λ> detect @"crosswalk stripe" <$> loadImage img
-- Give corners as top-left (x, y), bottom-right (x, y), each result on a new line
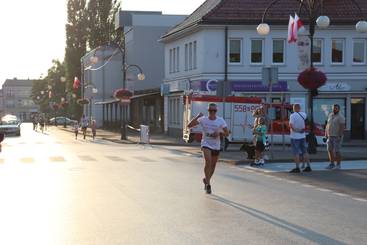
top-left (105, 156), bottom-right (126, 162)
top-left (134, 156), bottom-right (156, 162)
top-left (20, 157), bottom-right (35, 164)
top-left (78, 156), bottom-right (96, 162)
top-left (49, 156), bottom-right (66, 162)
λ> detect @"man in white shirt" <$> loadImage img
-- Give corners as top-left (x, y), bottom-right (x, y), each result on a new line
top-left (188, 103), bottom-right (229, 194)
top-left (289, 104), bottom-right (311, 173)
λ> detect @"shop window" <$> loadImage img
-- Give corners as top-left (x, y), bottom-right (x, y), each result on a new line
top-left (313, 98), bottom-right (346, 128)
top-left (229, 39), bottom-right (242, 64)
top-left (331, 39), bottom-right (344, 64)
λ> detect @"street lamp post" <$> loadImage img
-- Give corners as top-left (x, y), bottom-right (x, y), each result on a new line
top-left (257, 0), bottom-right (367, 153)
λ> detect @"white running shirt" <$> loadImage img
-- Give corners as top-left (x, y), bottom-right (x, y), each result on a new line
top-left (197, 116), bottom-right (227, 150)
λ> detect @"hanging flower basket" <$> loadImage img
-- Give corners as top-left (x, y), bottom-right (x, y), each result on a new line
top-left (77, 98), bottom-right (90, 105)
top-left (61, 102), bottom-right (69, 108)
top-left (114, 89), bottom-right (133, 100)
top-left (297, 67), bottom-right (327, 90)
top-left (52, 104), bottom-right (60, 110)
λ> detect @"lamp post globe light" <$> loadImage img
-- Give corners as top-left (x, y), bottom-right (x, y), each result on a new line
top-left (257, 0), bottom-right (366, 153)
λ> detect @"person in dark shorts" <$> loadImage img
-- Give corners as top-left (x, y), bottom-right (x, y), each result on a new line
top-left (188, 103), bottom-right (229, 194)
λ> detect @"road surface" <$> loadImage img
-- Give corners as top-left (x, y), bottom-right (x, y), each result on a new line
top-left (0, 123), bottom-right (366, 245)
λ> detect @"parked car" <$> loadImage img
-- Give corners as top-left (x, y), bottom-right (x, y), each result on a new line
top-left (0, 115), bottom-right (21, 136)
top-left (49, 117), bottom-right (77, 126)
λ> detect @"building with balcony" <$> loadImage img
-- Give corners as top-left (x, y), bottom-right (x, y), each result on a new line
top-left (161, 0), bottom-right (367, 141)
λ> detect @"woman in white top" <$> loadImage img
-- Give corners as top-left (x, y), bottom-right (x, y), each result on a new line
top-left (188, 103), bottom-right (229, 194)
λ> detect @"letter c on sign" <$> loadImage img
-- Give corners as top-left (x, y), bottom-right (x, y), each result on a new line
top-left (206, 79), bottom-right (219, 92)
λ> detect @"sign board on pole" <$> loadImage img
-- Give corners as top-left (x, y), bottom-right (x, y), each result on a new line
top-left (262, 67), bottom-right (278, 87)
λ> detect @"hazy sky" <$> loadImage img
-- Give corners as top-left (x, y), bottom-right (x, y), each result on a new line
top-left (0, 0), bottom-right (205, 86)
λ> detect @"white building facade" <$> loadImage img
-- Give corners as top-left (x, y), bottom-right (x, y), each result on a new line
top-left (1, 79), bottom-right (39, 121)
top-left (161, 0), bottom-right (367, 141)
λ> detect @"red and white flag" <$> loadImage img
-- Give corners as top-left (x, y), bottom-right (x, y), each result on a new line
top-left (288, 15), bottom-right (296, 43)
top-left (294, 13), bottom-right (305, 38)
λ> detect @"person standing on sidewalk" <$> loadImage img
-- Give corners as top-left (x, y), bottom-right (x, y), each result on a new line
top-left (91, 120), bottom-right (97, 140)
top-left (80, 115), bottom-right (89, 140)
top-left (252, 117), bottom-right (267, 166)
top-left (325, 104), bottom-right (345, 170)
top-left (289, 104), bottom-right (312, 173)
top-left (187, 103), bottom-right (229, 194)
top-left (73, 121), bottom-right (79, 140)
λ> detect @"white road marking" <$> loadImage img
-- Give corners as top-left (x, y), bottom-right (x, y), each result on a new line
top-left (316, 188), bottom-right (332, 192)
top-left (286, 180), bottom-right (298, 184)
top-left (353, 198), bottom-right (367, 202)
top-left (302, 184), bottom-right (314, 188)
top-left (333, 193), bottom-right (350, 197)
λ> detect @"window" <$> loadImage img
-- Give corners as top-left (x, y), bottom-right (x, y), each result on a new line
top-left (353, 39), bottom-right (366, 64)
top-left (331, 39), bottom-right (344, 64)
top-left (272, 39), bottom-right (285, 64)
top-left (193, 41), bottom-right (197, 69)
top-left (312, 39), bottom-right (323, 64)
top-left (173, 48), bottom-right (176, 73)
top-left (169, 97), bottom-right (181, 125)
top-left (176, 47), bottom-right (180, 72)
top-left (229, 39), bottom-right (242, 63)
top-left (185, 44), bottom-right (188, 71)
top-left (313, 98), bottom-right (346, 129)
top-left (169, 49), bottom-right (173, 73)
top-left (251, 39), bottom-right (263, 64)
top-left (189, 42), bottom-right (193, 70)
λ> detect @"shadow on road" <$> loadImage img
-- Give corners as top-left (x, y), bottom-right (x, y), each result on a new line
top-left (210, 195), bottom-right (347, 245)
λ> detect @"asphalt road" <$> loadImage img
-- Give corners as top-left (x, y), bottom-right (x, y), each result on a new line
top-left (0, 123), bottom-right (366, 245)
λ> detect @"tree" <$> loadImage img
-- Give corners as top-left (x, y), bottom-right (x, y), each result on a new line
top-left (31, 60), bottom-right (67, 116)
top-left (87, 0), bottom-right (121, 49)
top-left (64, 0), bottom-right (88, 119)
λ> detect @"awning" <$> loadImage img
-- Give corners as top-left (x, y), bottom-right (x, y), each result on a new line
top-left (94, 92), bottom-right (161, 105)
top-left (95, 99), bottom-right (119, 105)
top-left (131, 92), bottom-right (160, 100)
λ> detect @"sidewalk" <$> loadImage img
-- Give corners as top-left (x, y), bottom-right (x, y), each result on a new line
top-left (57, 126), bottom-right (367, 165)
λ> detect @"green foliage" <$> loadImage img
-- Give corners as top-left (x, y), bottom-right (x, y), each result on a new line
top-left (64, 0), bottom-right (88, 119)
top-left (87, 0), bottom-right (121, 49)
top-left (31, 60), bottom-right (67, 117)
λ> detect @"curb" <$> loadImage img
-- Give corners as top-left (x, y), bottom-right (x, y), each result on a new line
top-left (58, 127), bottom-right (188, 147)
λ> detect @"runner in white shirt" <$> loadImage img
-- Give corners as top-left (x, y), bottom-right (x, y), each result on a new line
top-left (188, 103), bottom-right (229, 194)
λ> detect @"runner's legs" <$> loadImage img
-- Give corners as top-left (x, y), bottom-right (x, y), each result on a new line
top-left (202, 148), bottom-right (212, 185)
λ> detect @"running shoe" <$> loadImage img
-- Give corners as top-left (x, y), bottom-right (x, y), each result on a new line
top-left (334, 165), bottom-right (341, 170)
top-left (325, 163), bottom-right (335, 170)
top-left (206, 185), bottom-right (212, 194)
top-left (289, 168), bottom-right (301, 173)
top-left (303, 166), bottom-right (312, 172)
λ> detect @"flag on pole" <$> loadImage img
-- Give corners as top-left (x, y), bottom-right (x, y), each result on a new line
top-left (294, 13), bottom-right (305, 36)
top-left (288, 15), bottom-right (296, 43)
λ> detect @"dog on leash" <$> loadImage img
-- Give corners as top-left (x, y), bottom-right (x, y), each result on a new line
top-left (240, 142), bottom-right (255, 159)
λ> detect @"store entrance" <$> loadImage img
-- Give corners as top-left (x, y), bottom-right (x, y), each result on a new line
top-left (351, 98), bottom-right (365, 139)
